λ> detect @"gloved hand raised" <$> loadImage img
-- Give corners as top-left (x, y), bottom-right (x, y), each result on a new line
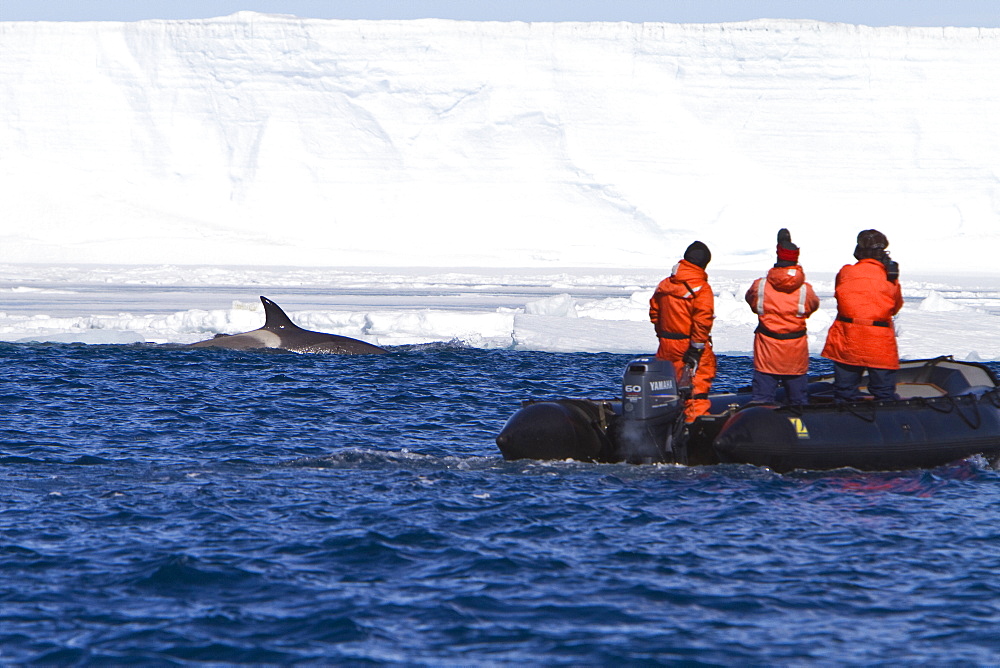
top-left (683, 343), bottom-right (703, 369)
top-left (884, 259), bottom-right (900, 283)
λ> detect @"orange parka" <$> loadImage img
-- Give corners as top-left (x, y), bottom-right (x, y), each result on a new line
top-left (649, 259), bottom-right (714, 361)
top-left (649, 259), bottom-right (716, 421)
top-left (745, 265), bottom-right (820, 376)
top-left (821, 258), bottom-right (904, 369)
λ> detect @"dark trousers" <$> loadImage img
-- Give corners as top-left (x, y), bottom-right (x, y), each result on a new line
top-left (833, 362), bottom-right (897, 402)
top-left (751, 370), bottom-right (809, 405)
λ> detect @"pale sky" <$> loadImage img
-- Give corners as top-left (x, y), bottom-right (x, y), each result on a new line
top-left (1, 0), bottom-right (998, 27)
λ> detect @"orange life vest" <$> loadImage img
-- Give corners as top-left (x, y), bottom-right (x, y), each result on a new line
top-left (745, 265), bottom-right (820, 376)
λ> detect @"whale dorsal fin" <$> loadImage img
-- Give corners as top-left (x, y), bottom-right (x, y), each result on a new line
top-left (260, 296), bottom-right (301, 332)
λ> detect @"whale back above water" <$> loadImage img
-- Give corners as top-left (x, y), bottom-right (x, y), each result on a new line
top-left (190, 296), bottom-right (387, 354)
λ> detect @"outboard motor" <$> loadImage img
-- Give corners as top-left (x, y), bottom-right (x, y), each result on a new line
top-left (613, 357), bottom-right (687, 463)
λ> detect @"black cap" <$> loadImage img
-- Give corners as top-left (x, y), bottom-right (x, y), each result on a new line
top-left (683, 241), bottom-right (711, 268)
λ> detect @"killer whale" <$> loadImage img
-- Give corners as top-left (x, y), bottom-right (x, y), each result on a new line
top-left (190, 296), bottom-right (387, 354)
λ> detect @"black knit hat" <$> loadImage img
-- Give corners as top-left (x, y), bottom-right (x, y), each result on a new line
top-left (776, 228), bottom-right (799, 263)
top-left (683, 241), bottom-right (711, 268)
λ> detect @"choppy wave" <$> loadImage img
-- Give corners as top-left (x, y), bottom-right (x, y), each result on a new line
top-left (2, 345), bottom-right (1000, 664)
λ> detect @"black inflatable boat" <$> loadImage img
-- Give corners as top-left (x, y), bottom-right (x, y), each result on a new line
top-left (495, 356), bottom-right (1000, 472)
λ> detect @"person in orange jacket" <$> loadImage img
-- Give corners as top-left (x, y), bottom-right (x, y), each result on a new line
top-left (649, 241), bottom-right (716, 422)
top-left (821, 229), bottom-right (904, 402)
top-left (745, 228), bottom-right (820, 404)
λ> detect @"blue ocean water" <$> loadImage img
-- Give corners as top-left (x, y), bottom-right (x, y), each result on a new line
top-left (2, 343), bottom-right (1000, 665)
